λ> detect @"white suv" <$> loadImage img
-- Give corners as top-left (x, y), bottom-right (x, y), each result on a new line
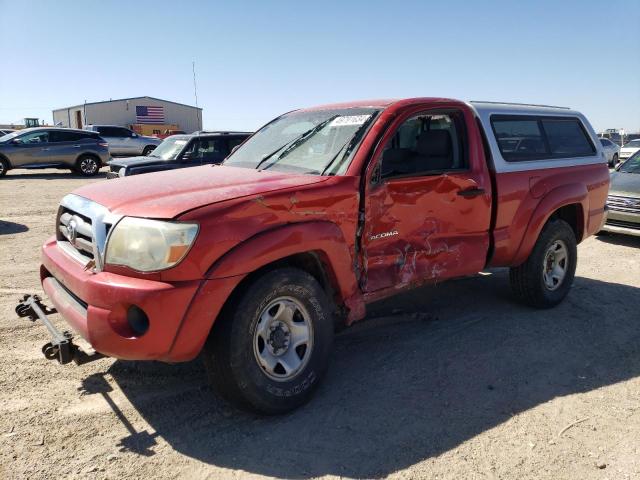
top-left (84, 125), bottom-right (161, 157)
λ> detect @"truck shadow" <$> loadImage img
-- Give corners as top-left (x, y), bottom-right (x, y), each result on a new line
top-left (97, 270), bottom-right (640, 478)
top-left (0, 220), bottom-right (29, 235)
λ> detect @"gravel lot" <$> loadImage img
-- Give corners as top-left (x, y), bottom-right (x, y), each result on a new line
top-left (1, 168), bottom-right (639, 480)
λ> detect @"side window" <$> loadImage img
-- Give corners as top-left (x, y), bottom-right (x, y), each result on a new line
top-left (492, 118), bottom-right (546, 161)
top-left (97, 127), bottom-right (117, 137)
top-left (194, 138), bottom-right (225, 161)
top-left (49, 131), bottom-right (84, 142)
top-left (115, 128), bottom-right (132, 137)
top-left (15, 131), bottom-right (49, 144)
top-left (380, 112), bottom-right (466, 178)
top-left (492, 116), bottom-right (596, 161)
top-left (541, 119), bottom-right (595, 156)
top-left (228, 136), bottom-right (246, 152)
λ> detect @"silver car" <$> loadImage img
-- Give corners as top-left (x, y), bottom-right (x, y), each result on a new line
top-left (83, 125), bottom-right (161, 157)
top-left (0, 127), bottom-right (109, 177)
top-left (599, 137), bottom-right (621, 168)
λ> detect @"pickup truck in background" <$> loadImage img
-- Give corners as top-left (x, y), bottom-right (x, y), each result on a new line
top-left (19, 98), bottom-right (609, 414)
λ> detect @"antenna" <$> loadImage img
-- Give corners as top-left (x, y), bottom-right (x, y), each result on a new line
top-left (192, 61), bottom-right (201, 133)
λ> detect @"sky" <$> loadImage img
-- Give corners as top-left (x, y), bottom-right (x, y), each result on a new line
top-left (1, 0), bottom-right (639, 133)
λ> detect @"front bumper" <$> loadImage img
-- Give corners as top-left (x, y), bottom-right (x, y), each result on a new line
top-left (601, 208), bottom-right (640, 237)
top-left (38, 236), bottom-right (240, 362)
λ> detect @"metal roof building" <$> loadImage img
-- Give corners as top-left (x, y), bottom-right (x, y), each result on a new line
top-left (52, 96), bottom-right (203, 133)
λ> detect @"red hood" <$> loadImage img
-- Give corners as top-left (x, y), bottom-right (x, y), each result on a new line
top-left (72, 165), bottom-right (330, 218)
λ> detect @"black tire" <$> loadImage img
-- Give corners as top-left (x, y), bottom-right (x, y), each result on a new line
top-left (203, 268), bottom-right (334, 414)
top-left (509, 219), bottom-right (577, 308)
top-left (75, 155), bottom-right (100, 177)
top-left (0, 158), bottom-right (8, 177)
top-left (142, 146), bottom-right (155, 156)
top-left (612, 154), bottom-right (618, 167)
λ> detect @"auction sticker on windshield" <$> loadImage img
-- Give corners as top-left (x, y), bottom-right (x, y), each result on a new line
top-left (330, 115), bottom-right (371, 127)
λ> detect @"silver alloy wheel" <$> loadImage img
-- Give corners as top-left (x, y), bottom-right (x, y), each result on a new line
top-left (542, 239), bottom-right (568, 291)
top-left (80, 158), bottom-right (98, 175)
top-left (253, 296), bottom-right (313, 382)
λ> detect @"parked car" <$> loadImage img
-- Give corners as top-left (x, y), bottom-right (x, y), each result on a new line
top-left (83, 125), bottom-right (161, 157)
top-left (0, 127), bottom-right (109, 177)
top-left (106, 131), bottom-right (251, 179)
top-left (620, 139), bottom-right (640, 161)
top-left (601, 151), bottom-right (640, 236)
top-left (599, 137), bottom-right (621, 167)
top-left (0, 128), bottom-right (17, 136)
top-left (18, 99), bottom-right (609, 414)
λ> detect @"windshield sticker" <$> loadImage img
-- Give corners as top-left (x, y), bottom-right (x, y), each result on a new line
top-left (329, 115), bottom-right (371, 127)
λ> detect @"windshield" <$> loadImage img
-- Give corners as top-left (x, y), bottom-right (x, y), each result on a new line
top-left (620, 152), bottom-right (640, 173)
top-left (225, 108), bottom-right (379, 175)
top-left (0, 130), bottom-right (23, 142)
top-left (148, 136), bottom-right (189, 160)
top-left (623, 139), bottom-right (640, 148)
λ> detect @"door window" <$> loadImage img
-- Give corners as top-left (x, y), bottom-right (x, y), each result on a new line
top-left (191, 137), bottom-right (225, 162)
top-left (379, 112), bottom-right (466, 178)
top-left (49, 131), bottom-right (85, 143)
top-left (15, 131), bottom-right (49, 144)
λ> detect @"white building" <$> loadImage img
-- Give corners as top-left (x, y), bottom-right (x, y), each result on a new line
top-left (52, 96), bottom-right (203, 133)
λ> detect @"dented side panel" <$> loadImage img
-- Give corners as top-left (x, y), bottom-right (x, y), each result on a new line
top-left (359, 101), bottom-right (493, 296)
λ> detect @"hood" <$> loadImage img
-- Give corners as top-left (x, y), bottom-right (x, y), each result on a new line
top-left (108, 156), bottom-right (168, 168)
top-left (73, 165), bottom-right (330, 218)
top-left (621, 146), bottom-right (640, 153)
top-left (610, 171), bottom-right (640, 198)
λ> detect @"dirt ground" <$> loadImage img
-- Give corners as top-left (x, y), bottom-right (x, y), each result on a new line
top-left (1, 168), bottom-right (639, 480)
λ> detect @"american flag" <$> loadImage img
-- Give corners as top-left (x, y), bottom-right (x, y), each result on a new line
top-left (136, 105), bottom-right (165, 124)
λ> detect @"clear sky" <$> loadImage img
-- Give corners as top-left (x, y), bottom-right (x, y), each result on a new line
top-left (1, 0), bottom-right (639, 133)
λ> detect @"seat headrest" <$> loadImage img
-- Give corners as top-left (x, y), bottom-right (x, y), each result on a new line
top-left (416, 130), bottom-right (452, 157)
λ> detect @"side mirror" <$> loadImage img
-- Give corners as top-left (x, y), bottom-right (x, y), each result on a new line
top-left (131, 133), bottom-right (138, 138)
top-left (10, 139), bottom-right (22, 145)
top-left (181, 151), bottom-right (193, 161)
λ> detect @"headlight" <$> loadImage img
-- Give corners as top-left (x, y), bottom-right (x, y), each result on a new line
top-left (118, 167), bottom-right (126, 177)
top-left (105, 217), bottom-right (198, 272)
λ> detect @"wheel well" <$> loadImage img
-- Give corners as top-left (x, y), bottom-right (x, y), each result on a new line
top-left (550, 204), bottom-right (583, 242)
top-left (75, 152), bottom-right (100, 164)
top-left (0, 153), bottom-right (11, 167)
top-left (218, 251), bottom-right (344, 327)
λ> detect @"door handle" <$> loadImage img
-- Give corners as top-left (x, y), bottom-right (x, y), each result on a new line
top-left (457, 187), bottom-right (485, 198)
top-left (72, 144), bottom-right (81, 148)
top-left (41, 148), bottom-right (50, 151)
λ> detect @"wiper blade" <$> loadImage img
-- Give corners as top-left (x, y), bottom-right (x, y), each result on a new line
top-left (255, 115), bottom-right (339, 171)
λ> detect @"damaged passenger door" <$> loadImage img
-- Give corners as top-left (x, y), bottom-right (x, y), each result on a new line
top-left (361, 107), bottom-right (492, 293)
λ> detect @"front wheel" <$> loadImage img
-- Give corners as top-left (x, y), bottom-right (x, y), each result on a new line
top-left (612, 154), bottom-right (619, 168)
top-left (203, 268), bottom-right (334, 414)
top-left (0, 158), bottom-right (8, 177)
top-left (75, 155), bottom-right (100, 176)
top-left (509, 219), bottom-right (577, 308)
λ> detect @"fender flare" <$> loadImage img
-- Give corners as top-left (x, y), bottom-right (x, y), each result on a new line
top-left (206, 221), bottom-right (365, 320)
top-left (513, 183), bottom-right (588, 265)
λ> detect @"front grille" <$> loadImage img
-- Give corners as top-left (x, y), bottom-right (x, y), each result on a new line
top-left (606, 219), bottom-right (640, 230)
top-left (606, 195), bottom-right (640, 214)
top-left (58, 208), bottom-right (95, 260)
top-left (55, 194), bottom-right (120, 271)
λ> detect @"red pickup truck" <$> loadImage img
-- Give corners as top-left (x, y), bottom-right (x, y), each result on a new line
top-left (18, 98), bottom-right (609, 414)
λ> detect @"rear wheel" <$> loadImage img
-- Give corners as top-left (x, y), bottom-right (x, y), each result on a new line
top-left (0, 158), bottom-right (8, 177)
top-left (142, 146), bottom-right (155, 156)
top-left (510, 219), bottom-right (577, 308)
top-left (612, 154), bottom-right (619, 167)
top-left (75, 155), bottom-right (100, 176)
top-left (203, 268), bottom-right (334, 414)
